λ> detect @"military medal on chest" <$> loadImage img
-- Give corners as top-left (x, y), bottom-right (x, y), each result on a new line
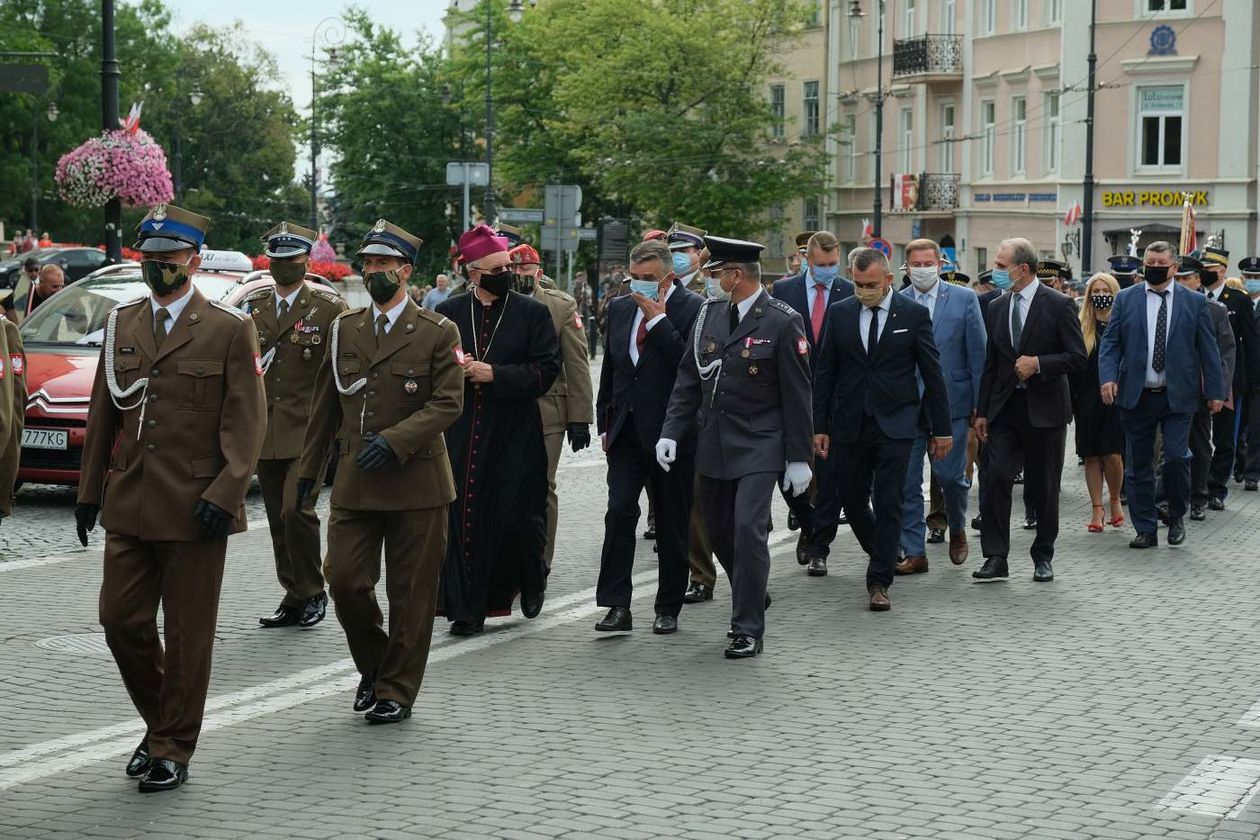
top-left (404, 379), bottom-right (418, 394)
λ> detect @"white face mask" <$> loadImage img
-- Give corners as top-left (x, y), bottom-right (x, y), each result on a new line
top-left (908, 265), bottom-right (939, 292)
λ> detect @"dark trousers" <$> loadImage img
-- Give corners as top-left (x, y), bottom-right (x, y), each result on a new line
top-left (1189, 409), bottom-right (1214, 505)
top-left (1209, 405), bottom-right (1237, 500)
top-left (1245, 391), bottom-right (1260, 480)
top-left (596, 417), bottom-right (693, 618)
top-left (256, 457), bottom-right (324, 607)
top-left (99, 533), bottom-right (227, 765)
top-left (979, 392), bottom-right (1066, 564)
top-left (1121, 390), bottom-right (1193, 535)
top-left (831, 414), bottom-right (913, 588)
top-left (700, 471), bottom-right (776, 639)
top-left (782, 448), bottom-right (844, 559)
top-left (688, 472), bottom-right (716, 588)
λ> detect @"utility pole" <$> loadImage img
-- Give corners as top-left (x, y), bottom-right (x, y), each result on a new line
top-left (101, 0), bottom-right (122, 262)
top-left (1081, 0), bottom-right (1098, 273)
top-left (873, 0), bottom-right (884, 237)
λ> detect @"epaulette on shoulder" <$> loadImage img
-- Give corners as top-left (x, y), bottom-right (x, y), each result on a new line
top-left (208, 300), bottom-right (247, 321)
top-left (336, 306), bottom-right (366, 322)
top-left (113, 296), bottom-right (147, 313)
top-left (767, 298), bottom-right (797, 316)
top-left (539, 286), bottom-right (576, 303)
top-left (415, 307), bottom-right (451, 328)
top-left (310, 287), bottom-right (342, 304)
top-left (242, 286), bottom-right (274, 304)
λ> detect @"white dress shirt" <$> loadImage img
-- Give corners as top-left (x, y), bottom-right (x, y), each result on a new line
top-left (914, 281), bottom-right (939, 322)
top-left (372, 295), bottom-right (409, 335)
top-left (276, 286), bottom-right (301, 320)
top-left (628, 283), bottom-right (676, 365)
top-left (150, 285), bottom-right (195, 336)
top-left (731, 290), bottom-right (759, 324)
top-left (859, 289), bottom-right (893, 352)
top-left (1144, 280), bottom-right (1175, 388)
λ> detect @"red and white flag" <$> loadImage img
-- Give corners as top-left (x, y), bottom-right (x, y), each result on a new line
top-left (860, 218), bottom-right (873, 243)
top-left (1063, 200), bottom-right (1082, 228)
top-left (122, 101), bottom-right (144, 135)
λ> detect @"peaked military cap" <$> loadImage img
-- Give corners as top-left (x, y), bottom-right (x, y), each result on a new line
top-left (134, 203), bottom-right (210, 253)
top-left (1107, 255), bottom-right (1141, 275)
top-left (701, 236), bottom-right (764, 269)
top-left (356, 219), bottom-right (422, 263)
top-left (941, 269), bottom-right (970, 286)
top-left (1176, 254), bottom-right (1204, 275)
top-left (1238, 256), bottom-right (1260, 275)
top-left (261, 220), bottom-right (317, 258)
top-left (977, 269), bottom-right (994, 284)
top-left (794, 231), bottom-right (816, 254)
top-left (666, 222), bottom-right (707, 252)
top-left (1202, 246), bottom-right (1230, 267)
top-left (496, 223), bottom-right (525, 248)
top-left (1036, 258), bottom-right (1068, 281)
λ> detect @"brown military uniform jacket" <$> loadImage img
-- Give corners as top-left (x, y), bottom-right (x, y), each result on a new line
top-left (534, 287), bottom-right (594, 433)
top-left (77, 288), bottom-right (267, 541)
top-left (0, 319), bottom-right (25, 516)
top-left (298, 298), bottom-right (464, 511)
top-left (244, 284), bottom-right (348, 460)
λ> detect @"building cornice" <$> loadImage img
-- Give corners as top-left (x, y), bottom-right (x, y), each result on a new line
top-left (1120, 55), bottom-right (1199, 75)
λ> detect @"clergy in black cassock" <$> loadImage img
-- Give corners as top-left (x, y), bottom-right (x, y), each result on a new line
top-left (436, 224), bottom-right (561, 636)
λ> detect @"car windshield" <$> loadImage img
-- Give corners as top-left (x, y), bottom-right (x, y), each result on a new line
top-left (19, 274), bottom-right (240, 346)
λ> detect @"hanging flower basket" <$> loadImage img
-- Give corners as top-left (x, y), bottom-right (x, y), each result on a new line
top-left (55, 128), bottom-right (174, 209)
top-left (311, 231), bottom-right (338, 263)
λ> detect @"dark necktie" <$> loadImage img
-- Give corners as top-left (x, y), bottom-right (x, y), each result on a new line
top-left (154, 307), bottom-right (169, 349)
top-left (728, 303), bottom-right (739, 335)
top-left (278, 298), bottom-right (290, 321)
top-left (635, 315), bottom-right (648, 355)
top-left (1151, 289), bottom-right (1168, 373)
top-left (1011, 293), bottom-right (1023, 350)
top-left (866, 306), bottom-right (879, 356)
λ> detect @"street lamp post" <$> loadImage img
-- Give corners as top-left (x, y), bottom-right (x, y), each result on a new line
top-left (310, 17), bottom-right (344, 232)
top-left (848, 0), bottom-right (885, 239)
top-left (1081, 0), bottom-right (1098, 273)
top-left (101, 0), bottom-right (122, 262)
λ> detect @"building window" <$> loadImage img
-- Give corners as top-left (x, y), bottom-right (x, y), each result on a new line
top-left (1045, 92), bottom-right (1060, 172)
top-left (899, 108), bottom-right (914, 172)
top-left (902, 0), bottom-right (916, 36)
top-left (803, 197), bottom-right (820, 231)
top-left (1011, 96), bottom-right (1026, 175)
top-left (803, 81), bottom-right (820, 137)
top-left (1013, 0), bottom-right (1028, 28)
top-left (841, 113), bottom-right (857, 182)
top-left (1146, 0), bottom-right (1188, 11)
top-left (940, 101), bottom-right (955, 173)
top-left (982, 0), bottom-right (997, 34)
top-left (1137, 85), bottom-right (1184, 170)
top-left (976, 247), bottom-right (988, 273)
top-left (848, 17), bottom-right (860, 58)
top-left (1047, 0), bottom-right (1063, 23)
top-left (942, 0), bottom-right (956, 34)
top-left (770, 84), bottom-right (785, 140)
top-left (981, 100), bottom-right (995, 176)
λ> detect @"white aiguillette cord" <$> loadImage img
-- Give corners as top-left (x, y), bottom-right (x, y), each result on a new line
top-left (691, 300), bottom-right (723, 407)
top-left (102, 307), bottom-right (149, 440)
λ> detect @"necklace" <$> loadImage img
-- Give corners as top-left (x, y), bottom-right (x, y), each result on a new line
top-left (470, 288), bottom-right (509, 360)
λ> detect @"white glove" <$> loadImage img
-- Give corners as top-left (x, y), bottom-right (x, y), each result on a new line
top-left (782, 461), bottom-right (812, 497)
top-left (655, 438), bottom-right (677, 472)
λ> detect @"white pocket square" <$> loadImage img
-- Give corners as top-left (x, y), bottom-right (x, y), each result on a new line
top-left (893, 328), bottom-right (909, 334)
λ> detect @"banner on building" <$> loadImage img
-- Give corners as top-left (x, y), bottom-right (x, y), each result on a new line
top-left (891, 174), bottom-right (919, 212)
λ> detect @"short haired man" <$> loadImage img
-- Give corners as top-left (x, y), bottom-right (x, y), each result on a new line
top-left (1236, 256), bottom-right (1260, 490)
top-left (26, 262), bottom-right (64, 317)
top-left (423, 273), bottom-right (451, 309)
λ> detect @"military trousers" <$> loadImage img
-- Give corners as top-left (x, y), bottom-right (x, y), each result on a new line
top-left (543, 429), bottom-right (565, 571)
top-left (699, 471), bottom-right (776, 639)
top-left (99, 532), bottom-right (227, 765)
top-left (687, 471), bottom-right (716, 588)
top-left (256, 457), bottom-right (324, 606)
top-left (324, 505), bottom-right (446, 706)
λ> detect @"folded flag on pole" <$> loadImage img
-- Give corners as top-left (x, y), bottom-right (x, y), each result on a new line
top-left (122, 101), bottom-right (143, 135)
top-left (1063, 200), bottom-right (1082, 228)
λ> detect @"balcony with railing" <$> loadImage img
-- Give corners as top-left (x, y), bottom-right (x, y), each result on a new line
top-left (892, 34), bottom-right (964, 83)
top-left (917, 174), bottom-right (961, 211)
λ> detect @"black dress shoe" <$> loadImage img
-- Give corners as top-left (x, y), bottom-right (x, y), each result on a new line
top-left (258, 603), bottom-right (301, 628)
top-left (353, 671), bottom-right (377, 712)
top-left (1168, 517), bottom-right (1186, 545)
top-left (1032, 560), bottom-right (1054, 582)
top-left (138, 759), bottom-right (188, 793)
top-left (787, 511), bottom-right (799, 531)
top-left (365, 699), bottom-right (412, 724)
top-left (683, 583), bottom-right (713, 603)
top-left (1129, 532), bottom-right (1158, 549)
top-left (449, 619), bottom-right (485, 636)
top-left (520, 589), bottom-right (545, 619)
top-left (298, 592), bottom-right (328, 628)
top-left (1209, 496), bottom-right (1226, 511)
top-left (652, 614), bottom-right (678, 635)
top-left (595, 606), bottom-right (632, 632)
top-left (806, 556), bottom-right (828, 577)
top-left (971, 515), bottom-right (983, 531)
top-left (642, 525), bottom-right (656, 540)
top-left (926, 527), bottom-right (946, 544)
top-left (1023, 516), bottom-right (1038, 530)
top-left (972, 556), bottom-right (1009, 580)
top-left (795, 532), bottom-right (809, 565)
top-left (1247, 479), bottom-right (1259, 492)
top-left (125, 737), bottom-right (151, 778)
top-left (724, 635), bottom-right (762, 659)
top-left (1189, 504), bottom-right (1206, 521)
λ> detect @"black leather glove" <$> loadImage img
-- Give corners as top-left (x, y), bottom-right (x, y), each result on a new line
top-left (355, 433), bottom-right (396, 471)
top-left (194, 499), bottom-right (233, 541)
top-left (294, 478), bottom-right (315, 512)
top-left (567, 423), bottom-right (591, 452)
top-left (75, 503), bottom-right (100, 547)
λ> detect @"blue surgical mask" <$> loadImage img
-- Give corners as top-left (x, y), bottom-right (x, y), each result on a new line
top-left (991, 269), bottom-right (1013, 291)
top-left (808, 264), bottom-right (839, 288)
top-left (672, 252), bottom-right (692, 276)
top-left (630, 278), bottom-right (659, 300)
top-left (705, 276), bottom-right (730, 302)
top-left (1246, 279), bottom-right (1260, 295)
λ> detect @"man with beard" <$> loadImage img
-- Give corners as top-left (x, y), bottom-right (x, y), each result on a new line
top-left (436, 225), bottom-right (561, 636)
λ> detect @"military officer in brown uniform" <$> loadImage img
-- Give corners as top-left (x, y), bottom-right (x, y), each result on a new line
top-left (75, 204), bottom-right (266, 792)
top-left (0, 316), bottom-right (25, 522)
top-left (245, 221), bottom-right (348, 629)
top-left (298, 219), bottom-right (463, 724)
top-left (508, 242), bottom-right (594, 570)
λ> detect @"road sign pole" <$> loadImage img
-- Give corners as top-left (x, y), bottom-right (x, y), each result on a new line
top-left (462, 163), bottom-right (471, 232)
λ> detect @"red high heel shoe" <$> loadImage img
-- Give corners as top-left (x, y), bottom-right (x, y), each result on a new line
top-left (1088, 504), bottom-right (1105, 533)
top-left (1109, 500), bottom-right (1125, 528)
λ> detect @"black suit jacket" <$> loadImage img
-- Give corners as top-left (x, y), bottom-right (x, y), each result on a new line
top-left (771, 273), bottom-right (855, 369)
top-left (1211, 284), bottom-right (1260, 395)
top-left (978, 283), bottom-right (1087, 429)
top-left (813, 292), bottom-right (952, 444)
top-left (596, 283), bottom-right (703, 452)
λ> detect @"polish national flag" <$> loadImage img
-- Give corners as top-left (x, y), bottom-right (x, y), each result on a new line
top-left (1063, 200), bottom-right (1082, 228)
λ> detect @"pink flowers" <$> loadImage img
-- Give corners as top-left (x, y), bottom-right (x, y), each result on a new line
top-left (55, 129), bottom-right (174, 209)
top-left (250, 254), bottom-right (352, 282)
top-left (311, 232), bottom-right (337, 263)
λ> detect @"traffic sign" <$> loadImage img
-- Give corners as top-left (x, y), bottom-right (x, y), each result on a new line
top-left (498, 208), bottom-right (545, 224)
top-left (445, 162), bottom-right (488, 186)
top-left (869, 237), bottom-right (892, 258)
top-left (577, 228), bottom-right (597, 241)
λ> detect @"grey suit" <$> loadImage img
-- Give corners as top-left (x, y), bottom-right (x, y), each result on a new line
top-left (662, 291), bottom-right (812, 639)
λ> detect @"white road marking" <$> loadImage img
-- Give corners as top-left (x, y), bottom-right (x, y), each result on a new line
top-left (1156, 755), bottom-right (1260, 820)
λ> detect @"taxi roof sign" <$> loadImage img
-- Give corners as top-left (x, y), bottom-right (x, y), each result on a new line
top-left (197, 249), bottom-right (254, 273)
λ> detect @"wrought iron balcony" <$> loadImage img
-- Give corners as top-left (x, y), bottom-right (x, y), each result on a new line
top-left (917, 173), bottom-right (960, 211)
top-left (892, 34), bottom-right (964, 81)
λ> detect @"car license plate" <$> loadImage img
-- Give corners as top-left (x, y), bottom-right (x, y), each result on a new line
top-left (22, 428), bottom-right (68, 450)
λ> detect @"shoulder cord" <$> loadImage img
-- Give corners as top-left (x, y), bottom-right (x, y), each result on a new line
top-left (258, 346), bottom-right (277, 375)
top-left (102, 307), bottom-right (149, 440)
top-left (692, 300), bottom-right (723, 406)
top-left (330, 316), bottom-right (367, 396)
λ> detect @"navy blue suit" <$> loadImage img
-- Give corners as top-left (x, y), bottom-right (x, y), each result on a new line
top-left (1099, 281), bottom-right (1224, 535)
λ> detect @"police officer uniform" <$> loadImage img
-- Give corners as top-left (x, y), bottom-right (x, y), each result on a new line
top-left (668, 223), bottom-right (708, 295)
top-left (1107, 255), bottom-right (1141, 290)
top-left (246, 222), bottom-right (348, 628)
top-left (661, 236), bottom-right (813, 658)
top-left (76, 204), bottom-right (267, 791)
top-left (298, 220), bottom-right (464, 723)
top-left (0, 317), bottom-right (25, 520)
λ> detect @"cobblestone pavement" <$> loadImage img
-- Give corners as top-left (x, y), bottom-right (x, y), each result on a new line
top-left (4, 364), bottom-right (1260, 839)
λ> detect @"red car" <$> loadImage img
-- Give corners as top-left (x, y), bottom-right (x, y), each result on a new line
top-left (18, 251), bottom-right (341, 486)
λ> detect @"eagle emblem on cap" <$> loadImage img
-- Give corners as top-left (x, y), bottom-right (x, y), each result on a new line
top-left (373, 219), bottom-right (387, 233)
top-left (153, 204), bottom-right (167, 221)
top-left (278, 221), bottom-right (289, 235)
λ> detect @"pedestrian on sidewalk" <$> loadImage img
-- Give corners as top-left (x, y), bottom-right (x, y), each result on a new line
top-left (1071, 273), bottom-right (1127, 533)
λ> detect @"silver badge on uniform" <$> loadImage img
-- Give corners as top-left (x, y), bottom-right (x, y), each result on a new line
top-left (404, 379), bottom-right (418, 394)
top-left (302, 348), bottom-right (312, 361)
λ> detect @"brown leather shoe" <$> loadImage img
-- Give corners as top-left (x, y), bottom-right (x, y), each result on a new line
top-left (894, 554), bottom-right (928, 575)
top-left (949, 530), bottom-right (969, 565)
top-left (868, 586), bottom-right (891, 611)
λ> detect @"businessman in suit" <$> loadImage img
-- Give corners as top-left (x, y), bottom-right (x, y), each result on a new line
top-left (1099, 241), bottom-right (1225, 548)
top-left (771, 230), bottom-right (854, 577)
top-left (814, 247), bottom-right (952, 611)
top-left (972, 238), bottom-right (1087, 583)
top-left (594, 239), bottom-right (704, 635)
top-left (895, 240), bottom-right (987, 575)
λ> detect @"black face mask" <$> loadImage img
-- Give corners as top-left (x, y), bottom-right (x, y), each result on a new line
top-left (512, 272), bottom-right (536, 295)
top-left (1143, 265), bottom-right (1170, 285)
top-left (478, 268), bottom-right (514, 297)
top-left (141, 258), bottom-right (192, 296)
top-left (364, 269), bottom-right (402, 305)
top-left (1090, 294), bottom-right (1114, 310)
